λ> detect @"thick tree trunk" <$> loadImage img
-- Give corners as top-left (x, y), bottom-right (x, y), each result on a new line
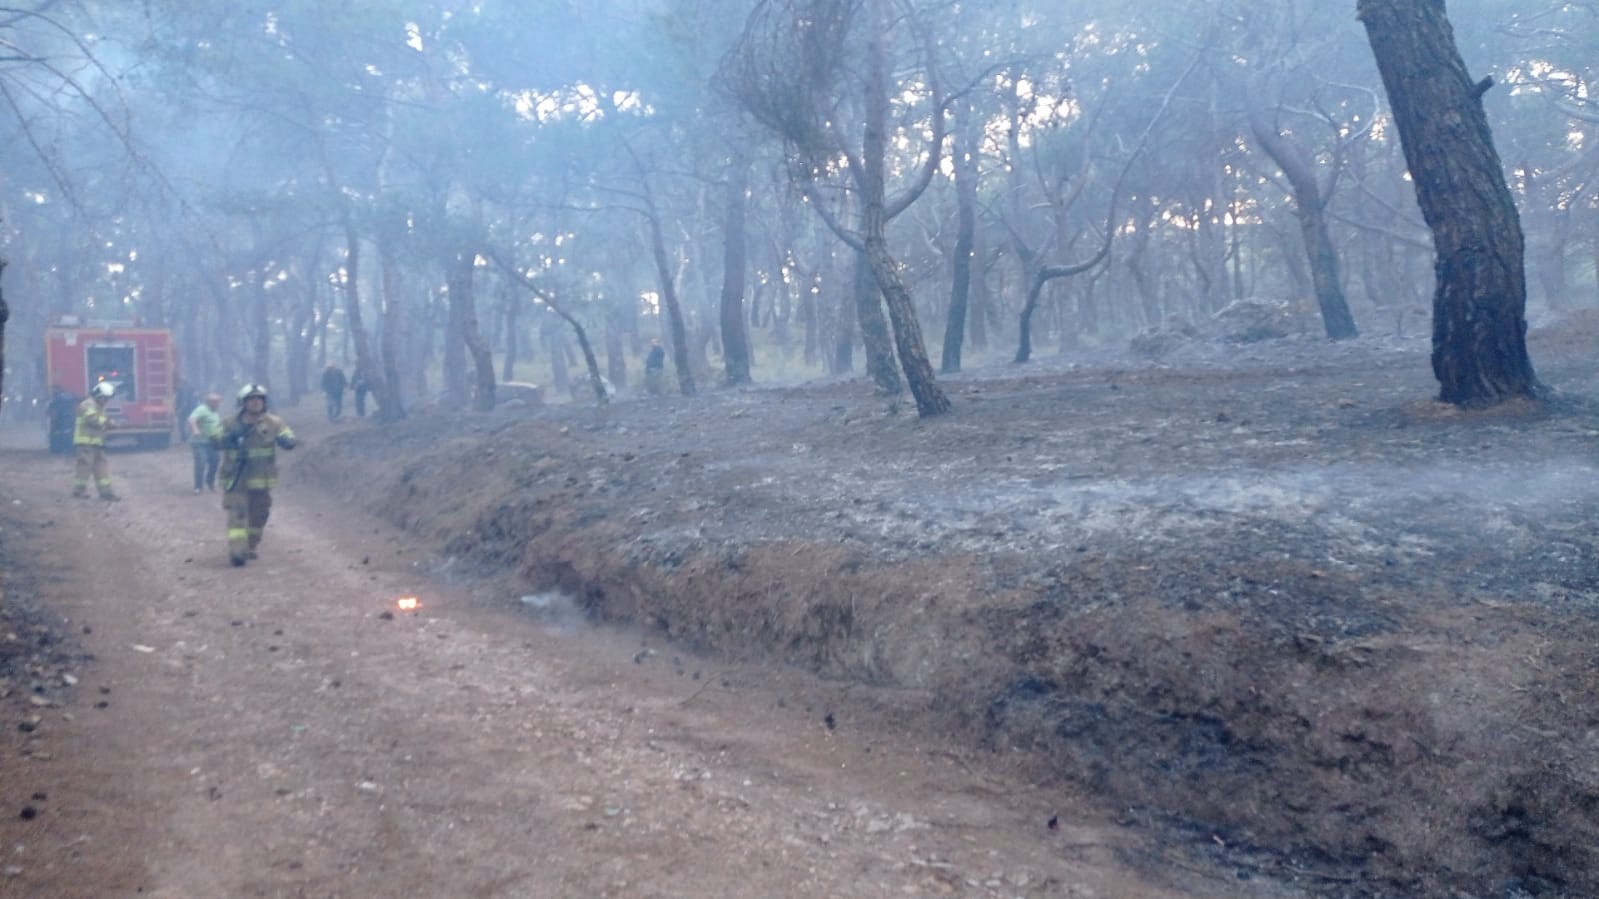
top-left (853, 248), bottom-right (902, 394)
top-left (719, 153), bottom-right (753, 386)
top-left (1359, 0), bottom-right (1538, 405)
top-left (447, 250), bottom-right (496, 413)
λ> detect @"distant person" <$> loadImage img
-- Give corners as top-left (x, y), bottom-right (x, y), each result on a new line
top-left (351, 370), bottom-right (370, 417)
top-left (320, 363), bottom-right (347, 421)
top-left (643, 338), bottom-right (666, 396)
top-left (71, 381), bottom-right (118, 501)
top-left (187, 392), bottom-right (223, 493)
top-left (216, 384), bottom-right (297, 567)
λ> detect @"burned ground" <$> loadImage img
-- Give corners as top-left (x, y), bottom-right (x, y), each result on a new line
top-left (294, 321), bottom-right (1599, 898)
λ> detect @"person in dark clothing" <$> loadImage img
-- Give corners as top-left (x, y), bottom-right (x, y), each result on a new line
top-left (320, 363), bottom-right (347, 421)
top-left (351, 371), bottom-right (370, 417)
top-left (643, 338), bottom-right (666, 396)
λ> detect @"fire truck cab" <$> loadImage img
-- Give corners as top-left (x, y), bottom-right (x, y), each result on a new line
top-left (44, 317), bottom-right (179, 453)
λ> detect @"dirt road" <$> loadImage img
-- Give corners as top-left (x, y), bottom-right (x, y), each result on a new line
top-left (0, 432), bottom-right (1278, 898)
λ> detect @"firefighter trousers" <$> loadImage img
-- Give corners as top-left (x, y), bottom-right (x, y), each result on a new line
top-left (224, 488), bottom-right (273, 562)
top-left (72, 444), bottom-right (113, 497)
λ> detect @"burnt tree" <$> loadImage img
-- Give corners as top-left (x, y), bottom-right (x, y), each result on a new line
top-left (1358, 0), bottom-right (1538, 405)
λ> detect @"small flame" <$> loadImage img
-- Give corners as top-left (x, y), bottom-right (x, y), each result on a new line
top-left (397, 596), bottom-right (419, 612)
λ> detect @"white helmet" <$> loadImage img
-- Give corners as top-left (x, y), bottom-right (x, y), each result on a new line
top-left (237, 383), bottom-right (269, 409)
top-left (91, 381), bottom-right (116, 400)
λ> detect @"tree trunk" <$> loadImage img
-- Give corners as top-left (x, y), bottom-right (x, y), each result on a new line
top-left (1247, 103), bottom-right (1359, 339)
top-left (286, 282), bottom-right (317, 405)
top-left (442, 278), bottom-right (468, 406)
top-left (831, 258), bottom-right (857, 374)
top-left (801, 285), bottom-right (818, 366)
top-left (500, 282), bottom-right (520, 382)
top-left (251, 281), bottom-right (271, 386)
top-left (853, 248), bottom-right (902, 394)
top-left (719, 152), bottom-right (753, 386)
top-left (545, 325), bottom-right (570, 396)
top-left (605, 311), bottom-right (627, 389)
top-left (447, 250), bottom-right (496, 413)
top-left (378, 241), bottom-right (406, 421)
top-left (1014, 267), bottom-right (1045, 364)
top-left (859, 0), bottom-right (948, 416)
top-left (941, 100), bottom-right (978, 374)
top-left (643, 204), bottom-right (696, 397)
top-left (1359, 0), bottom-right (1538, 405)
top-left (342, 226), bottom-right (384, 418)
top-left (968, 242), bottom-right (991, 351)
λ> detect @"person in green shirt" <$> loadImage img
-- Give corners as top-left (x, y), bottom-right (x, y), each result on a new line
top-left (187, 393), bottom-right (223, 493)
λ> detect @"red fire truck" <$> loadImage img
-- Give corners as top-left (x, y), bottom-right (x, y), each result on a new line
top-left (44, 317), bottom-right (180, 453)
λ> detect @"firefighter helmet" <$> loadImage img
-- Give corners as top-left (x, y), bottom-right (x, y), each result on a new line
top-left (90, 381), bottom-right (116, 400)
top-left (237, 383), bottom-right (269, 408)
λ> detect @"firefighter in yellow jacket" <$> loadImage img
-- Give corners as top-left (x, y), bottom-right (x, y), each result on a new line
top-left (217, 384), bottom-right (297, 567)
top-left (71, 381), bottom-right (119, 500)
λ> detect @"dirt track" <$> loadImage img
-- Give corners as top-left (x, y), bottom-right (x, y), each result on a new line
top-left (0, 425), bottom-right (1273, 897)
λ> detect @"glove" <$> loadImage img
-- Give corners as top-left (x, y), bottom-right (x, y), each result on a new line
top-left (275, 434), bottom-right (297, 450)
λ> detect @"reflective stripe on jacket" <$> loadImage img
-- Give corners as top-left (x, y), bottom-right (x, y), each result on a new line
top-left (218, 412), bottom-right (296, 490)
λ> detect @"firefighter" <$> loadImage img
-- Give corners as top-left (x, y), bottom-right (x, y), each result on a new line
top-left (217, 384), bottom-right (297, 567)
top-left (71, 382), bottom-right (118, 500)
